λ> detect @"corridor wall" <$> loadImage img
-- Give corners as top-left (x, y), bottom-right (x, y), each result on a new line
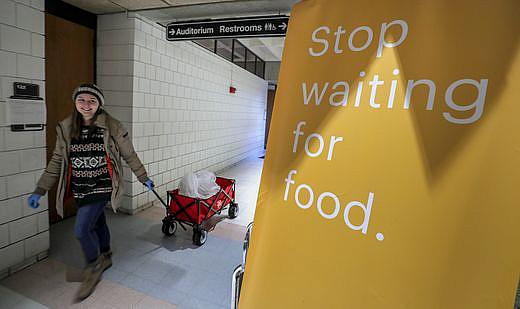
top-left (0, 0), bottom-right (48, 278)
top-left (97, 13), bottom-right (268, 213)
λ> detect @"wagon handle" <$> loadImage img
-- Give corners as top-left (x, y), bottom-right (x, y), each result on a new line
top-left (151, 188), bottom-right (168, 208)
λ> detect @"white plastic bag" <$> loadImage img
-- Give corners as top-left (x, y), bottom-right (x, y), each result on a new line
top-left (179, 170), bottom-right (220, 199)
top-left (178, 173), bottom-right (199, 198)
top-left (195, 170), bottom-right (220, 199)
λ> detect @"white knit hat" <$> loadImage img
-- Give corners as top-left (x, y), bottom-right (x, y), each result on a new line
top-left (72, 83), bottom-right (105, 106)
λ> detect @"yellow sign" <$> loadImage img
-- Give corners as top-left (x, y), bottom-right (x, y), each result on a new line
top-left (240, 0), bottom-right (520, 308)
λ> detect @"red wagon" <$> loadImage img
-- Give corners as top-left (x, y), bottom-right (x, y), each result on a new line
top-left (152, 177), bottom-right (239, 246)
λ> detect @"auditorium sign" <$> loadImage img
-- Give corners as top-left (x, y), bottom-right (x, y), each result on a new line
top-left (166, 16), bottom-right (289, 41)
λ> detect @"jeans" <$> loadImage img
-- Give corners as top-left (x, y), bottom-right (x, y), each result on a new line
top-left (74, 201), bottom-right (111, 264)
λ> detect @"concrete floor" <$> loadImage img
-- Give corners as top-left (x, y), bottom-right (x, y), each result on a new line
top-left (0, 155), bottom-right (263, 309)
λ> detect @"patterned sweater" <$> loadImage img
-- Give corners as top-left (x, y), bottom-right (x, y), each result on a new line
top-left (70, 126), bottom-right (112, 206)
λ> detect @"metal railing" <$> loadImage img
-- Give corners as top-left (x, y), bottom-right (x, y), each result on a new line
top-left (230, 222), bottom-right (253, 309)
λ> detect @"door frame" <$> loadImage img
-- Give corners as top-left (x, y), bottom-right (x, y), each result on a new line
top-left (45, 0), bottom-right (97, 223)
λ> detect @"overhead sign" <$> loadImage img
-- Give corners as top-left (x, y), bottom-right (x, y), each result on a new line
top-left (239, 0), bottom-right (520, 308)
top-left (166, 16), bottom-right (289, 41)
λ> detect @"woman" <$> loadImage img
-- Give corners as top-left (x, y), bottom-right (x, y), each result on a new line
top-left (28, 83), bottom-right (154, 301)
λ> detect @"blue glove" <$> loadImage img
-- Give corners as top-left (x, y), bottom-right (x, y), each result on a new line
top-left (144, 179), bottom-right (154, 191)
top-left (28, 194), bottom-right (42, 209)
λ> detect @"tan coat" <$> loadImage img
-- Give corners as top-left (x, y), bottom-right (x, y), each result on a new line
top-left (34, 111), bottom-right (148, 217)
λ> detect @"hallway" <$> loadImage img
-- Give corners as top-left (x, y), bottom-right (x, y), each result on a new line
top-left (0, 155), bottom-right (263, 309)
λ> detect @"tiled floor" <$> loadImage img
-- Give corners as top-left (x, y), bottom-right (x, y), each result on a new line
top-left (0, 155), bottom-right (263, 309)
top-left (219, 156), bottom-right (263, 227)
top-left (0, 286), bottom-right (47, 309)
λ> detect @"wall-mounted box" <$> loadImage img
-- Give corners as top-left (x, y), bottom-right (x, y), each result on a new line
top-left (12, 82), bottom-right (41, 100)
top-left (6, 98), bottom-right (46, 131)
top-left (3, 83), bottom-right (46, 132)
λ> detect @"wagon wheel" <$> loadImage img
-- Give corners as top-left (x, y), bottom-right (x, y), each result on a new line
top-left (162, 219), bottom-right (177, 236)
top-left (192, 227), bottom-right (208, 246)
top-left (228, 202), bottom-right (239, 219)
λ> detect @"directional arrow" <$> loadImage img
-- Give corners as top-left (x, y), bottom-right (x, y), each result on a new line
top-left (166, 16), bottom-right (289, 41)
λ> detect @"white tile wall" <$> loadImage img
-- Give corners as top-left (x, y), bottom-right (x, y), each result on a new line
top-left (98, 60), bottom-right (133, 76)
top-left (31, 33), bottom-right (44, 57)
top-left (0, 151), bottom-right (20, 176)
top-left (0, 25), bottom-right (31, 54)
top-left (6, 172), bottom-right (35, 198)
top-left (0, 177), bottom-right (6, 200)
top-left (0, 2), bottom-right (16, 26)
top-left (14, 0), bottom-right (31, 6)
top-left (9, 215), bottom-right (37, 243)
top-left (98, 13), bottom-right (267, 213)
top-left (97, 45), bottom-right (134, 61)
top-left (16, 3), bottom-right (44, 34)
top-left (37, 212), bottom-right (48, 232)
top-left (4, 129), bottom-right (34, 151)
top-left (19, 148), bottom-right (45, 172)
top-left (97, 29), bottom-right (134, 46)
top-left (0, 128), bottom-right (4, 149)
top-left (33, 128), bottom-right (45, 147)
top-left (0, 241), bottom-right (23, 270)
top-left (0, 0), bottom-right (47, 276)
top-left (0, 50), bottom-right (17, 76)
top-left (0, 195), bottom-right (21, 226)
top-left (30, 0), bottom-right (44, 11)
top-left (24, 231), bottom-right (48, 257)
top-left (0, 224), bottom-right (8, 247)
top-left (17, 54), bottom-right (44, 80)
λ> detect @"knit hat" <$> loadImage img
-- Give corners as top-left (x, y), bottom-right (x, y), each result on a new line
top-left (72, 83), bottom-right (105, 106)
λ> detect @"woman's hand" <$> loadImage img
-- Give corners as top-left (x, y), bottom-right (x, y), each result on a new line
top-left (144, 179), bottom-right (154, 191)
top-left (28, 194), bottom-right (42, 208)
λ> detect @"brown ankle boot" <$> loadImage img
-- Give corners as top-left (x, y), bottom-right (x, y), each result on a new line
top-left (75, 257), bottom-right (103, 302)
top-left (101, 250), bottom-right (112, 272)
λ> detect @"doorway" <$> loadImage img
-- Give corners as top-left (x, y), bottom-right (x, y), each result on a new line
top-left (264, 84), bottom-right (276, 149)
top-left (45, 11), bottom-right (95, 223)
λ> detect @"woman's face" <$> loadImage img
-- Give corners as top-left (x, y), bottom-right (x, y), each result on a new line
top-left (75, 93), bottom-right (100, 121)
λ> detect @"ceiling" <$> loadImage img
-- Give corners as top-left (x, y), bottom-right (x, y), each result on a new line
top-left (61, 0), bottom-right (299, 61)
top-left (238, 37), bottom-right (285, 62)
